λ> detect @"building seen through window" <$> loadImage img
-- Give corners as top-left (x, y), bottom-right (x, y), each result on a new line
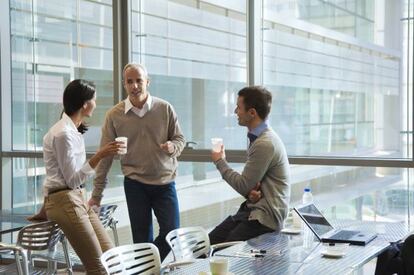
top-left (3, 0), bottom-right (413, 234)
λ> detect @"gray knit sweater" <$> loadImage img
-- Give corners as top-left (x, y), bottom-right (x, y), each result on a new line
top-left (215, 128), bottom-right (290, 231)
top-left (92, 96), bottom-right (185, 201)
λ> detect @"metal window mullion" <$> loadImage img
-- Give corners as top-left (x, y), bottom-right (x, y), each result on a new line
top-left (0, 0), bottom-right (12, 210)
top-left (176, 150), bottom-right (414, 168)
top-left (3, 150), bottom-right (414, 168)
top-left (113, 0), bottom-right (131, 103)
top-left (247, 0), bottom-right (262, 86)
top-left (409, 0), bottom-right (413, 231)
top-left (410, 0), bottom-right (414, 162)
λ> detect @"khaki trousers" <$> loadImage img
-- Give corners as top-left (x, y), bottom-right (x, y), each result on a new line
top-left (45, 189), bottom-right (113, 275)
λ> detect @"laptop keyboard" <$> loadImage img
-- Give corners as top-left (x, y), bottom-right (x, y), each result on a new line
top-left (330, 230), bottom-right (359, 240)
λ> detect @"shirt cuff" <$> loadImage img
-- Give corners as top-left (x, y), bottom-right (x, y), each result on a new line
top-left (81, 162), bottom-right (96, 175)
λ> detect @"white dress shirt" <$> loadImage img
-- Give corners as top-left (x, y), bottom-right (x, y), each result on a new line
top-left (43, 113), bottom-right (95, 195)
top-left (124, 94), bottom-right (152, 117)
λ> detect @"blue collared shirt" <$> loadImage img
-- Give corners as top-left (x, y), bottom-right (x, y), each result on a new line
top-left (248, 121), bottom-right (269, 143)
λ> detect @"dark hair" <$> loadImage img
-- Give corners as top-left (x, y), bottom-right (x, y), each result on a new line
top-left (238, 86), bottom-right (272, 120)
top-left (63, 79), bottom-right (96, 134)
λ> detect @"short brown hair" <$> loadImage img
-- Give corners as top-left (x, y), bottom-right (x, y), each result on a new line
top-left (238, 86), bottom-right (272, 120)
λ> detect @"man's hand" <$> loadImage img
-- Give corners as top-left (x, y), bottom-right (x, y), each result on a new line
top-left (160, 141), bottom-right (174, 154)
top-left (211, 145), bottom-right (225, 162)
top-left (27, 204), bottom-right (47, 222)
top-left (248, 182), bottom-right (262, 203)
top-left (88, 197), bottom-right (101, 213)
top-left (88, 197), bottom-right (101, 207)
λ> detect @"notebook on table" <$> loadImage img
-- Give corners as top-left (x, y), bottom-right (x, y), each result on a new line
top-left (293, 203), bottom-right (377, 246)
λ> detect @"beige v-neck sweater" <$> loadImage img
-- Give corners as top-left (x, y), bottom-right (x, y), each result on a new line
top-left (92, 96), bottom-right (185, 201)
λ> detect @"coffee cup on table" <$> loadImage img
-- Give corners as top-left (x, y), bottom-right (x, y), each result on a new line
top-left (209, 257), bottom-right (228, 275)
top-left (115, 137), bottom-right (128, 155)
top-left (325, 243), bottom-right (348, 253)
top-left (211, 138), bottom-right (223, 153)
top-left (322, 243), bottom-right (349, 257)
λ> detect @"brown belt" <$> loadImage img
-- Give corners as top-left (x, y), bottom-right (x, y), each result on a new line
top-left (48, 184), bottom-right (84, 195)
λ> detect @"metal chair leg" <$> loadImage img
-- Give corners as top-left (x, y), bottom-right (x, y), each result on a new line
top-left (21, 250), bottom-right (29, 275)
top-left (61, 237), bottom-right (73, 275)
top-left (14, 248), bottom-right (29, 275)
top-left (110, 221), bottom-right (120, 246)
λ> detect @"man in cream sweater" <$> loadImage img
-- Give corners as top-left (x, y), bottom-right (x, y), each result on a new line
top-left (210, 86), bottom-right (290, 244)
top-left (89, 63), bottom-right (185, 260)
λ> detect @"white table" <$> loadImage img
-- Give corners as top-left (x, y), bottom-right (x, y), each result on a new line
top-left (168, 220), bottom-right (408, 275)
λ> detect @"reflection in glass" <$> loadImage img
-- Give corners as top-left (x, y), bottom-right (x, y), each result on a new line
top-left (4, 0), bottom-right (413, 242)
top-left (130, 0), bottom-right (247, 182)
top-left (10, 0), bottom-right (113, 151)
top-left (263, 0), bottom-right (409, 158)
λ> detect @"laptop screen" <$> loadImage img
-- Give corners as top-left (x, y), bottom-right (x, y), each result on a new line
top-left (295, 204), bottom-right (334, 237)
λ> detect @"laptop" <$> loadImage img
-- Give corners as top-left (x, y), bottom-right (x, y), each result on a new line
top-left (293, 203), bottom-right (377, 245)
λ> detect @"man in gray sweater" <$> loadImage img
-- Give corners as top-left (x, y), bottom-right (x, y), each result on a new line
top-left (210, 86), bottom-right (290, 244)
top-left (88, 63), bottom-right (185, 260)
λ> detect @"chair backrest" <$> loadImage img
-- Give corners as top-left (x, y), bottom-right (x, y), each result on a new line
top-left (165, 226), bottom-right (210, 261)
top-left (101, 243), bottom-right (161, 275)
top-left (16, 221), bottom-right (62, 251)
top-left (99, 204), bottom-right (117, 228)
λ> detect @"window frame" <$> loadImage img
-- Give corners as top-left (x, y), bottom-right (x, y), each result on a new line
top-left (1, 0), bottom-right (413, 211)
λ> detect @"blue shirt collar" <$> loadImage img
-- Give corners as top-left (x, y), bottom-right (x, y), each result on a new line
top-left (248, 121), bottom-right (269, 138)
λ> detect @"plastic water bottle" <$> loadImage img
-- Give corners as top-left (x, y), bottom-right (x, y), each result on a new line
top-left (302, 188), bottom-right (313, 204)
top-left (302, 188), bottom-right (314, 248)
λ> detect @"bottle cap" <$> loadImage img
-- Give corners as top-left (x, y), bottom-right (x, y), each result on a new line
top-left (304, 188), bottom-right (311, 192)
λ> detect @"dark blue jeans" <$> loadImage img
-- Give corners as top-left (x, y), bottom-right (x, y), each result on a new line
top-left (209, 202), bottom-right (273, 245)
top-left (124, 177), bottom-right (180, 261)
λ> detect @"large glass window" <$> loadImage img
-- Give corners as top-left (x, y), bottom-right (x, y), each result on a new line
top-left (10, 0), bottom-right (113, 152)
top-left (263, 0), bottom-right (409, 158)
top-left (9, 0), bottom-right (113, 206)
top-left (2, 0), bottom-right (414, 251)
top-left (130, 0), bottom-right (247, 185)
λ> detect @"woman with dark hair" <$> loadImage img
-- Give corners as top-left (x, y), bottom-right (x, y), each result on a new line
top-left (33, 79), bottom-right (122, 274)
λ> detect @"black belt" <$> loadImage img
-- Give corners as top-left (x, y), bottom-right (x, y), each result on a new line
top-left (48, 184), bottom-right (84, 195)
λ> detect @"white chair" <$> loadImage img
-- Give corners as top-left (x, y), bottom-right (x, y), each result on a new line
top-left (101, 243), bottom-right (193, 275)
top-left (0, 221), bottom-right (72, 274)
top-left (32, 203), bottom-right (120, 270)
top-left (165, 226), bottom-right (242, 261)
top-left (99, 204), bottom-right (119, 246)
top-left (100, 243), bottom-right (161, 275)
top-left (23, 204), bottom-right (119, 272)
top-left (18, 221), bottom-right (73, 274)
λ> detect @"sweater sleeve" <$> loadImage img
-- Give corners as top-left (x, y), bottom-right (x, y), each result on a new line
top-left (167, 104), bottom-right (185, 158)
top-left (92, 111), bottom-right (116, 202)
top-left (215, 140), bottom-right (274, 197)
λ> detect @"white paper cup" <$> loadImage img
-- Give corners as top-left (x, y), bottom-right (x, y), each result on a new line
top-left (211, 138), bottom-right (223, 153)
top-left (209, 257), bottom-right (228, 275)
top-left (115, 137), bottom-right (128, 155)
